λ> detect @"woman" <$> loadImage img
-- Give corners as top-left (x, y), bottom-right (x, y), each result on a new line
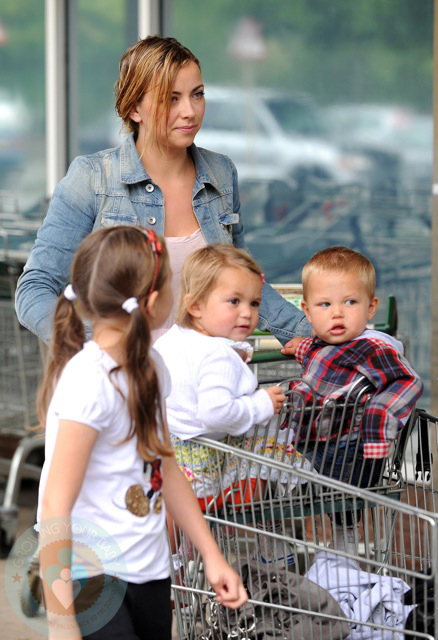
top-left (15, 36), bottom-right (311, 347)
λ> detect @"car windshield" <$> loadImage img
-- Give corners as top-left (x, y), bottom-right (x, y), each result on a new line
top-left (202, 100), bottom-right (248, 132)
top-left (388, 118), bottom-right (433, 150)
top-left (265, 97), bottom-right (324, 136)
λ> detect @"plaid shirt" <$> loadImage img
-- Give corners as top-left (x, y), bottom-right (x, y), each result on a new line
top-left (289, 334), bottom-right (423, 459)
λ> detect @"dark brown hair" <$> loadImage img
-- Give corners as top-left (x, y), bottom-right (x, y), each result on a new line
top-left (37, 226), bottom-right (172, 460)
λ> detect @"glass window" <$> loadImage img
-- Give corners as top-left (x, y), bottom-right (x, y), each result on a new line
top-left (202, 100), bottom-right (249, 132)
top-left (170, 0), bottom-right (433, 405)
top-left (0, 1), bottom-right (46, 430)
top-left (264, 95), bottom-right (325, 137)
top-left (68, 0), bottom-right (137, 160)
top-left (0, 1), bottom-right (46, 221)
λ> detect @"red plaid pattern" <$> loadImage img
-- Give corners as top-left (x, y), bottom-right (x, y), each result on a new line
top-left (288, 335), bottom-right (423, 459)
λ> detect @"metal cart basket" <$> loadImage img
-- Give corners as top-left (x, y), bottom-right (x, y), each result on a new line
top-left (170, 385), bottom-right (437, 640)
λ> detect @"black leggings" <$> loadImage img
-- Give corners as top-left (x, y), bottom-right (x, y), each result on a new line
top-left (81, 577), bottom-right (172, 640)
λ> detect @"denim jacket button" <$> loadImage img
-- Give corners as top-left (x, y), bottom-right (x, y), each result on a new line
top-left (146, 183), bottom-right (154, 193)
top-left (147, 216), bottom-right (156, 225)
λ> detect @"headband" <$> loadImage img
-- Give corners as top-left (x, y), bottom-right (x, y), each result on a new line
top-left (121, 230), bottom-right (162, 314)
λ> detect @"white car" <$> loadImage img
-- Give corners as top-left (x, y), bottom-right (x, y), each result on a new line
top-left (323, 103), bottom-right (433, 209)
top-left (0, 89), bottom-right (30, 175)
top-left (195, 87), bottom-right (368, 190)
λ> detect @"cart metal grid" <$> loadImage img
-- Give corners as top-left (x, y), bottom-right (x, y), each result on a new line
top-left (0, 298), bottom-right (43, 431)
top-left (170, 425), bottom-right (437, 640)
top-left (0, 277), bottom-right (45, 556)
top-left (170, 381), bottom-right (436, 640)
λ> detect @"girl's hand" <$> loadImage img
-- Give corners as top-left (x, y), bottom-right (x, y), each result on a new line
top-left (266, 386), bottom-right (286, 413)
top-left (281, 336), bottom-right (305, 356)
top-left (204, 553), bottom-right (248, 609)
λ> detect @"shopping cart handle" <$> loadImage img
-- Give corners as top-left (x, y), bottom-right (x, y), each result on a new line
top-left (415, 410), bottom-right (432, 481)
top-left (374, 294), bottom-right (398, 336)
top-left (251, 350), bottom-right (293, 364)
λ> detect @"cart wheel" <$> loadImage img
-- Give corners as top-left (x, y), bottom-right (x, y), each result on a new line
top-left (0, 526), bottom-right (14, 558)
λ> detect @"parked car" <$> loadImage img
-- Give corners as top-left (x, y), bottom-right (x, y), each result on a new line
top-left (195, 87), bottom-right (370, 196)
top-left (0, 89), bottom-right (30, 179)
top-left (322, 104), bottom-right (432, 210)
top-left (383, 114), bottom-right (433, 215)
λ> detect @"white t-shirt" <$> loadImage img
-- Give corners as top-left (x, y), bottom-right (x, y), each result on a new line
top-left (37, 341), bottom-right (171, 584)
top-left (154, 324), bottom-right (274, 440)
top-left (359, 328), bottom-right (404, 355)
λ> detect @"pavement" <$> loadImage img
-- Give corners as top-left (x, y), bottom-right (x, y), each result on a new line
top-left (0, 505), bottom-right (43, 640)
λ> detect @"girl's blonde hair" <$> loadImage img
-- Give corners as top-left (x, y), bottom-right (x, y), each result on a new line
top-left (37, 226), bottom-right (173, 461)
top-left (115, 35), bottom-right (200, 150)
top-left (176, 244), bottom-right (263, 329)
top-left (302, 245), bottom-right (376, 300)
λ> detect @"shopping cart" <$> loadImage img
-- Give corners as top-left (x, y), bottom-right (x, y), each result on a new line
top-left (0, 231), bottom-right (45, 556)
top-left (171, 420), bottom-right (437, 640)
top-left (169, 360), bottom-right (434, 640)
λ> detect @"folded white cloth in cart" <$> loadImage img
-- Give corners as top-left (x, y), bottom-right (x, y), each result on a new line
top-left (305, 551), bottom-right (416, 639)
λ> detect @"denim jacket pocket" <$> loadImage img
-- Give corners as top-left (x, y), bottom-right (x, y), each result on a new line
top-left (98, 211), bottom-right (140, 229)
top-left (217, 212), bottom-right (240, 241)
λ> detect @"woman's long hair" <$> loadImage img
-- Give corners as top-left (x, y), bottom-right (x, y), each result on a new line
top-left (37, 226), bottom-right (173, 460)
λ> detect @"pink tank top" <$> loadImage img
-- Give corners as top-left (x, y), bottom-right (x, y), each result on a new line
top-left (151, 228), bottom-right (207, 343)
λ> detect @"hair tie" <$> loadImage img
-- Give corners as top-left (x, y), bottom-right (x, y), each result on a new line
top-left (122, 297), bottom-right (139, 314)
top-left (261, 273), bottom-right (266, 284)
top-left (64, 284), bottom-right (77, 301)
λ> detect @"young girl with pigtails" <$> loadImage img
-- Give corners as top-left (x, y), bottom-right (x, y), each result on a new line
top-left (36, 226), bottom-right (247, 640)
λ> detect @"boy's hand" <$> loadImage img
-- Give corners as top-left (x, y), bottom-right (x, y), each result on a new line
top-left (266, 386), bottom-right (286, 413)
top-left (281, 336), bottom-right (306, 356)
top-left (204, 554), bottom-right (248, 609)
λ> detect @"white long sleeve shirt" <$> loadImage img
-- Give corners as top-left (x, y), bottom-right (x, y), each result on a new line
top-left (154, 324), bottom-right (274, 440)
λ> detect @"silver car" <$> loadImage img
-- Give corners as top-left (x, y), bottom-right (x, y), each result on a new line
top-left (195, 87), bottom-right (368, 190)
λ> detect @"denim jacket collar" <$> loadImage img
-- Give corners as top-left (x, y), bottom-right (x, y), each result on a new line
top-left (120, 133), bottom-right (221, 192)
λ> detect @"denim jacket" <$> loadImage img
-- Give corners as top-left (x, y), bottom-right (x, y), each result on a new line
top-left (16, 134), bottom-right (311, 344)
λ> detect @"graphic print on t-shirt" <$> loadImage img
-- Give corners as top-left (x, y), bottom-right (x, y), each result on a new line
top-left (125, 459), bottom-right (163, 516)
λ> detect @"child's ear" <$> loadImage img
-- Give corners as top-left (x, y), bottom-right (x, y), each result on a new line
top-left (368, 296), bottom-right (379, 321)
top-left (145, 290), bottom-right (159, 320)
top-left (301, 299), bottom-right (312, 323)
top-left (185, 294), bottom-right (202, 318)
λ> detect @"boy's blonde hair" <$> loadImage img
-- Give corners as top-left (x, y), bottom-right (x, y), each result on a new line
top-left (302, 246), bottom-right (376, 299)
top-left (176, 244), bottom-right (263, 329)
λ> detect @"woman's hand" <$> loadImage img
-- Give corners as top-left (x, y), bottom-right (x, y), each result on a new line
top-left (266, 386), bottom-right (286, 413)
top-left (204, 551), bottom-right (248, 609)
top-left (280, 336), bottom-right (306, 356)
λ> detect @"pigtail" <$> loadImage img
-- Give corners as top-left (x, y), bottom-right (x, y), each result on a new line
top-left (115, 309), bottom-right (173, 460)
top-left (36, 295), bottom-right (85, 428)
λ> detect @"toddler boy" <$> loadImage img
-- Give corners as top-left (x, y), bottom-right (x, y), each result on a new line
top-left (286, 246), bottom-right (423, 552)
